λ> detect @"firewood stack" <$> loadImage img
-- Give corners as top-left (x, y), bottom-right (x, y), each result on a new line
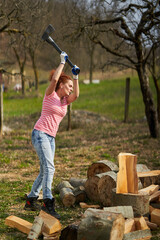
top-left (5, 152), bottom-right (160, 239)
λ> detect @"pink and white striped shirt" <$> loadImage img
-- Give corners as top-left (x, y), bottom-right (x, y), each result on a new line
top-left (34, 91), bottom-right (68, 137)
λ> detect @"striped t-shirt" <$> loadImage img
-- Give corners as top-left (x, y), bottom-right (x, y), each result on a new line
top-left (34, 91), bottom-right (68, 137)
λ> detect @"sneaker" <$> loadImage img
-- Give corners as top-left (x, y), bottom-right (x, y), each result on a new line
top-left (41, 198), bottom-right (61, 219)
top-left (24, 196), bottom-right (41, 211)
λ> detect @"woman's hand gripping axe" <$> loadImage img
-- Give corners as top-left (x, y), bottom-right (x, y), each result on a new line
top-left (42, 24), bottom-right (80, 75)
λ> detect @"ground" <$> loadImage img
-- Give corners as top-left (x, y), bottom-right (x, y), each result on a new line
top-left (0, 110), bottom-right (160, 239)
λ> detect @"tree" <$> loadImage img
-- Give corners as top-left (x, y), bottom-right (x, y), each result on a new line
top-left (71, 0), bottom-right (160, 138)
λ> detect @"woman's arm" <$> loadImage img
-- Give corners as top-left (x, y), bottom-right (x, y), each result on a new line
top-left (67, 65), bottom-right (80, 104)
top-left (46, 52), bottom-right (68, 96)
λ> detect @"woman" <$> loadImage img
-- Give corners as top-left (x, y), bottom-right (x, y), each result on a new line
top-left (24, 52), bottom-right (79, 219)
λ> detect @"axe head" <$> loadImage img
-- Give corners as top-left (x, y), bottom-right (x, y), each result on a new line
top-left (42, 24), bottom-right (55, 41)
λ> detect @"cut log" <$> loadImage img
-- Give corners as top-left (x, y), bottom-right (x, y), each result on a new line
top-left (59, 188), bottom-right (76, 207)
top-left (149, 190), bottom-right (160, 202)
top-left (39, 210), bottom-right (61, 235)
top-left (27, 216), bottom-right (43, 240)
top-left (124, 219), bottom-right (136, 234)
top-left (5, 215), bottom-right (32, 234)
top-left (98, 171), bottom-right (117, 206)
top-left (72, 186), bottom-right (86, 203)
top-left (136, 164), bottom-right (150, 173)
top-left (103, 206), bottom-right (134, 219)
top-left (79, 202), bottom-right (100, 209)
top-left (56, 181), bottom-right (74, 193)
top-left (145, 221), bottom-right (158, 230)
top-left (59, 222), bottom-right (79, 240)
top-left (151, 208), bottom-right (160, 226)
top-left (112, 188), bottom-right (149, 216)
top-left (84, 174), bottom-right (102, 202)
top-left (123, 229), bottom-right (152, 240)
top-left (87, 160), bottom-right (118, 178)
top-left (139, 185), bottom-right (159, 196)
top-left (116, 153), bottom-right (138, 194)
top-left (77, 208), bottom-right (125, 240)
top-left (138, 170), bottom-right (160, 187)
top-left (69, 178), bottom-right (86, 188)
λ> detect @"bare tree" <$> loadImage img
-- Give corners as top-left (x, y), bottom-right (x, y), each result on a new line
top-left (70, 0), bottom-right (160, 138)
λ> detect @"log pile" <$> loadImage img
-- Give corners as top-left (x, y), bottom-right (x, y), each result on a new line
top-left (5, 153), bottom-right (160, 239)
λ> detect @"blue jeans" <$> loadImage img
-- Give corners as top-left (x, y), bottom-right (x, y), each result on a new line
top-left (28, 129), bottom-right (55, 199)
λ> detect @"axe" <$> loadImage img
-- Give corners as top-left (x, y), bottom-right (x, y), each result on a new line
top-left (42, 24), bottom-right (80, 74)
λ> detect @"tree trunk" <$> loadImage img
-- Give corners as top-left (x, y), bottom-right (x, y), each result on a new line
top-left (29, 47), bottom-right (39, 91)
top-left (136, 65), bottom-right (159, 138)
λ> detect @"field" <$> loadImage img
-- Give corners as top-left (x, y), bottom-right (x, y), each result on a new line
top-left (0, 74), bottom-right (160, 239)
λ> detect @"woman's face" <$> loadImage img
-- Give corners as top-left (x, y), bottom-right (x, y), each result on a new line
top-left (61, 80), bottom-right (73, 97)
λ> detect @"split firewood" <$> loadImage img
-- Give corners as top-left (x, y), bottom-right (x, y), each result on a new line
top-left (72, 186), bottom-right (86, 203)
top-left (124, 219), bottom-right (136, 234)
top-left (78, 208), bottom-right (125, 240)
top-left (59, 222), bottom-right (80, 240)
top-left (103, 206), bottom-right (134, 219)
top-left (5, 215), bottom-right (32, 235)
top-left (27, 216), bottom-right (43, 240)
top-left (149, 190), bottom-right (160, 202)
top-left (151, 208), bottom-right (160, 226)
top-left (112, 188), bottom-right (149, 216)
top-left (39, 210), bottom-right (61, 235)
top-left (69, 178), bottom-right (86, 188)
top-left (43, 231), bottom-right (61, 240)
top-left (134, 216), bottom-right (150, 231)
top-left (116, 153), bottom-right (138, 194)
top-left (56, 181), bottom-right (74, 194)
top-left (97, 171), bottom-right (117, 206)
top-left (138, 170), bottom-right (160, 187)
top-left (123, 229), bottom-right (152, 240)
top-left (123, 216), bottom-right (152, 240)
top-left (87, 160), bottom-right (118, 178)
top-left (59, 187), bottom-right (76, 207)
top-left (79, 202), bottom-right (100, 209)
top-left (139, 185), bottom-right (159, 196)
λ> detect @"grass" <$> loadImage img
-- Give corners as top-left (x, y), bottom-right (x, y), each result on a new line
top-left (0, 74), bottom-right (159, 239)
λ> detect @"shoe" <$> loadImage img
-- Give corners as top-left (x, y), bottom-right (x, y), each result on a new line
top-left (41, 198), bottom-right (61, 219)
top-left (24, 196), bottom-right (41, 211)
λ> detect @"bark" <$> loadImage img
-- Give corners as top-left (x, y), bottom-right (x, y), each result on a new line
top-left (29, 47), bottom-right (39, 91)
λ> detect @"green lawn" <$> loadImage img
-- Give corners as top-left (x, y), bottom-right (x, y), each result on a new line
top-left (3, 76), bottom-right (156, 121)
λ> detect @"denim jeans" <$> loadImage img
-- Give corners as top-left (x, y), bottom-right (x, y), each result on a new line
top-left (28, 129), bottom-right (55, 199)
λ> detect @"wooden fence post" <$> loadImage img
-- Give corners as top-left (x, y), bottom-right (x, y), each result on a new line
top-left (124, 77), bottom-right (130, 123)
top-left (67, 103), bottom-right (72, 131)
top-left (0, 73), bottom-right (3, 137)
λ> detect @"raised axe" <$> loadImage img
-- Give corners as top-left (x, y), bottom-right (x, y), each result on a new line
top-left (42, 24), bottom-right (80, 74)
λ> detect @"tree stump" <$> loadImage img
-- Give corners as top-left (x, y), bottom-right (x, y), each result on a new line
top-left (98, 171), bottom-right (117, 206)
top-left (87, 160), bottom-right (118, 178)
top-left (116, 153), bottom-right (138, 194)
top-left (77, 208), bottom-right (125, 240)
top-left (59, 188), bottom-right (76, 207)
top-left (112, 188), bottom-right (149, 216)
top-left (103, 206), bottom-right (134, 219)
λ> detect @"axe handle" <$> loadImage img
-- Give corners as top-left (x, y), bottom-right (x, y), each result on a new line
top-left (46, 37), bottom-right (74, 68)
